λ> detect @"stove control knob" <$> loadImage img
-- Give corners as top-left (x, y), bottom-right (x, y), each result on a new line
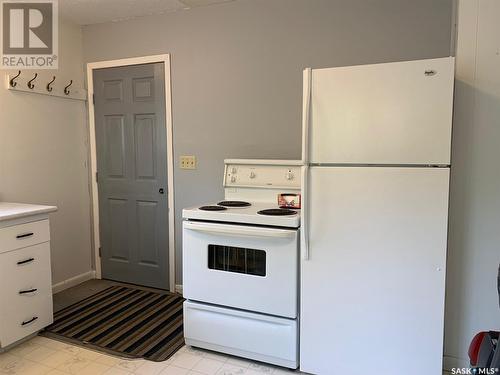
top-left (249, 172), bottom-right (256, 179)
top-left (231, 176), bottom-right (236, 183)
top-left (231, 167), bottom-right (237, 174)
top-left (286, 171), bottom-right (294, 180)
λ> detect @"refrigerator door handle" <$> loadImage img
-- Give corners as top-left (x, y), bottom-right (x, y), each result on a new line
top-left (301, 68), bottom-right (312, 164)
top-left (301, 165), bottom-right (309, 260)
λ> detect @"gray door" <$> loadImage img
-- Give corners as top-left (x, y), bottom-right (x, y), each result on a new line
top-left (93, 63), bottom-right (169, 290)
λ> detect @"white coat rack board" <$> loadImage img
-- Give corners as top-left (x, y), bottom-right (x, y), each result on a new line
top-left (5, 71), bottom-right (87, 101)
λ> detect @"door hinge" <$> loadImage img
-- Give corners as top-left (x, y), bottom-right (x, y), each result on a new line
top-left (92, 94), bottom-right (95, 105)
top-left (95, 172), bottom-right (98, 183)
top-left (98, 247), bottom-right (102, 257)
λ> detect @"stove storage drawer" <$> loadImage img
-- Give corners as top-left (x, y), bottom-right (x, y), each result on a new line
top-left (184, 301), bottom-right (298, 369)
top-left (183, 221), bottom-right (298, 318)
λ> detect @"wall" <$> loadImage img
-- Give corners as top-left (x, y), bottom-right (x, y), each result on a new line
top-left (444, 0), bottom-right (500, 368)
top-left (0, 20), bottom-right (92, 287)
top-left (82, 0), bottom-right (454, 284)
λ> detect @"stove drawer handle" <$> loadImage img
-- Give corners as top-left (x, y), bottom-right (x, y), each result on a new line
top-left (184, 222), bottom-right (295, 238)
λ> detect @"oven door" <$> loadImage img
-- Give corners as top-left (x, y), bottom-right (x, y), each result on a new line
top-left (183, 221), bottom-right (298, 318)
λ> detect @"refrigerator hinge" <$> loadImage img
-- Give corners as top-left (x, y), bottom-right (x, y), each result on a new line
top-left (95, 172), bottom-right (98, 183)
top-left (98, 247), bottom-right (102, 257)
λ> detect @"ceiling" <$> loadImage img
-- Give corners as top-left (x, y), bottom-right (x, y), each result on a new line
top-left (59, 0), bottom-right (235, 26)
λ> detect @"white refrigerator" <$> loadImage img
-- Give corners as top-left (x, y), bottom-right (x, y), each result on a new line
top-left (300, 57), bottom-right (455, 375)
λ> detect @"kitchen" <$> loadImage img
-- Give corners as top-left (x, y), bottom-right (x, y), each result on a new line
top-left (0, 1), bottom-right (499, 375)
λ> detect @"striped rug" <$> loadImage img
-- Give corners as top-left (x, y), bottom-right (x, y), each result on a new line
top-left (42, 285), bottom-right (185, 362)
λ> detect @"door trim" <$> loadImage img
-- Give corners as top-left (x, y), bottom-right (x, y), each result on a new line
top-left (86, 54), bottom-right (175, 292)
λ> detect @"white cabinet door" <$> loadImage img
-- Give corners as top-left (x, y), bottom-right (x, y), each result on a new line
top-left (300, 167), bottom-right (449, 375)
top-left (307, 57), bottom-right (454, 165)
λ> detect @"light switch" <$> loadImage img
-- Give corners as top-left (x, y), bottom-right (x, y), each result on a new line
top-left (180, 155), bottom-right (196, 169)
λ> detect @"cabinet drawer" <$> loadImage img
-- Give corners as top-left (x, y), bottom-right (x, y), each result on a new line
top-left (0, 242), bottom-right (53, 348)
top-left (0, 220), bottom-right (50, 254)
top-left (0, 242), bottom-right (53, 307)
top-left (0, 297), bottom-right (53, 348)
top-left (0, 242), bottom-right (52, 290)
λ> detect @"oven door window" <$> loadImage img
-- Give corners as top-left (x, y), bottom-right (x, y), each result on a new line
top-left (208, 245), bottom-right (266, 277)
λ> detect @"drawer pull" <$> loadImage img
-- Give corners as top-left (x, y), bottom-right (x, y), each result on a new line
top-left (17, 258), bottom-right (35, 265)
top-left (19, 288), bottom-right (38, 295)
top-left (16, 232), bottom-right (34, 239)
top-left (21, 316), bottom-right (38, 326)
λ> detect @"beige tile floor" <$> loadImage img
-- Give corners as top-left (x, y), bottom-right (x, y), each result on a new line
top-left (0, 335), bottom-right (454, 375)
top-left (0, 335), bottom-right (300, 375)
top-left (0, 280), bottom-right (299, 375)
top-left (1, 282), bottom-right (449, 375)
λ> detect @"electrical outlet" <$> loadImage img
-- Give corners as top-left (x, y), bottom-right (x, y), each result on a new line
top-left (180, 155), bottom-right (196, 169)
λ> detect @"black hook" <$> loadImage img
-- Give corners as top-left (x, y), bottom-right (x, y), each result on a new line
top-left (46, 76), bottom-right (56, 92)
top-left (27, 73), bottom-right (38, 89)
top-left (64, 80), bottom-right (73, 95)
top-left (9, 70), bottom-right (21, 87)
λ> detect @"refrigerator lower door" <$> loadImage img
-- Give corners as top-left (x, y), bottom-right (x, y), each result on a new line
top-left (300, 167), bottom-right (449, 375)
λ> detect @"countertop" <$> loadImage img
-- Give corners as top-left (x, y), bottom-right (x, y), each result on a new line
top-left (0, 202), bottom-right (58, 222)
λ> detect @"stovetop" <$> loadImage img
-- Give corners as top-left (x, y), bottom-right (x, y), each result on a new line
top-left (183, 201), bottom-right (301, 228)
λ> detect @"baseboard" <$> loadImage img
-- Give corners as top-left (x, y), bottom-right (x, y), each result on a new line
top-left (443, 355), bottom-right (469, 371)
top-left (52, 270), bottom-right (96, 294)
top-left (175, 284), bottom-right (183, 295)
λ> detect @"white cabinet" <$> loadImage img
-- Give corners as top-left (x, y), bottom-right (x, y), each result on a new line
top-left (0, 204), bottom-right (57, 350)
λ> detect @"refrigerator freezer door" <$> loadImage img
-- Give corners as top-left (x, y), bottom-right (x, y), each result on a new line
top-left (307, 57), bottom-right (454, 165)
top-left (300, 167), bottom-right (449, 375)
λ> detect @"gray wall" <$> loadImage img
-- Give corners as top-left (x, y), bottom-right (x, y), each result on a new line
top-left (444, 0), bottom-right (500, 368)
top-left (0, 21), bottom-right (92, 286)
top-left (82, 0), bottom-right (454, 284)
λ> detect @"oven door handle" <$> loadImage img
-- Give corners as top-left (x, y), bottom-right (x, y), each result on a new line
top-left (184, 222), bottom-right (296, 239)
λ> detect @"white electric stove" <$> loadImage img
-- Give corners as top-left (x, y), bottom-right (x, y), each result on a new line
top-left (182, 159), bottom-right (302, 369)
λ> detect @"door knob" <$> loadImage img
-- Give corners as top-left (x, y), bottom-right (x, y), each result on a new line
top-left (159, 188), bottom-right (165, 194)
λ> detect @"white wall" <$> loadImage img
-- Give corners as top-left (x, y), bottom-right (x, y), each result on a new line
top-left (444, 0), bottom-right (500, 368)
top-left (0, 20), bottom-right (92, 286)
top-left (82, 0), bottom-right (454, 284)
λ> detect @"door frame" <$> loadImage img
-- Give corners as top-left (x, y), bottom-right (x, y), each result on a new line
top-left (86, 54), bottom-right (175, 292)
